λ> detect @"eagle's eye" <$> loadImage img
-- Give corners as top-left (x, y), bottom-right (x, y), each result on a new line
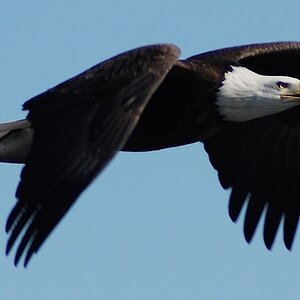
top-left (276, 81), bottom-right (290, 89)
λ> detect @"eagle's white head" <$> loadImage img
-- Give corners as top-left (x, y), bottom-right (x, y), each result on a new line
top-left (217, 66), bottom-right (300, 122)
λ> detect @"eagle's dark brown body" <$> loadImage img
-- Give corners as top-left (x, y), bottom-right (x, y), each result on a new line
top-left (124, 61), bottom-right (223, 150)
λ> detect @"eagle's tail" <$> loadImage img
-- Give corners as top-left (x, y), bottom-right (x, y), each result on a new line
top-left (0, 119), bottom-right (32, 163)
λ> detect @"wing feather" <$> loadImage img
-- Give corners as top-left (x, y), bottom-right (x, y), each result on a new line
top-left (6, 44), bottom-right (180, 266)
top-left (201, 42), bottom-right (300, 249)
top-left (205, 108), bottom-right (300, 249)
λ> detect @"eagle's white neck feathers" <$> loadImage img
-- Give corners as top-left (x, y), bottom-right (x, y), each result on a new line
top-left (217, 66), bottom-right (300, 122)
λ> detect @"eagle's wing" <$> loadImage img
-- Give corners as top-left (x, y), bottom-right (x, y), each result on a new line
top-left (6, 44), bottom-right (180, 266)
top-left (202, 42), bottom-right (300, 250)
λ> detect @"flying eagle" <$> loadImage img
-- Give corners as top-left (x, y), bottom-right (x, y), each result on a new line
top-left (3, 42), bottom-right (300, 266)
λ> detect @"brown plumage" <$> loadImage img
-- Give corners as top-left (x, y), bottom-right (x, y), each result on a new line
top-left (4, 42), bottom-right (300, 266)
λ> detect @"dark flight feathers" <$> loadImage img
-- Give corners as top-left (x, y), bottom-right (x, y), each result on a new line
top-left (203, 42), bottom-right (300, 250)
top-left (5, 44), bottom-right (180, 266)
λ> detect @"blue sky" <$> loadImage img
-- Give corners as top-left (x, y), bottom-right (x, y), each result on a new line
top-left (1, 1), bottom-right (300, 299)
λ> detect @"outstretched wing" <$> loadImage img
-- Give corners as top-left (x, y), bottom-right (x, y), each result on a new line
top-left (204, 108), bottom-right (300, 250)
top-left (6, 44), bottom-right (180, 266)
top-left (188, 41), bottom-right (300, 77)
top-left (202, 42), bottom-right (300, 250)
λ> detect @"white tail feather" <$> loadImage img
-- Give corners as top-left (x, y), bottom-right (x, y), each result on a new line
top-left (0, 120), bottom-right (33, 163)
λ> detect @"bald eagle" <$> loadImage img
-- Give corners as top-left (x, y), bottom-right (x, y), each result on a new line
top-left (3, 42), bottom-right (300, 266)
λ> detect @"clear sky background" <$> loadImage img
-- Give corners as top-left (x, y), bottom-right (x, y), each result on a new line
top-left (1, 1), bottom-right (300, 299)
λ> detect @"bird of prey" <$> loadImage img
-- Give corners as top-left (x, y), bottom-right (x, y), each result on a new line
top-left (2, 42), bottom-right (300, 266)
